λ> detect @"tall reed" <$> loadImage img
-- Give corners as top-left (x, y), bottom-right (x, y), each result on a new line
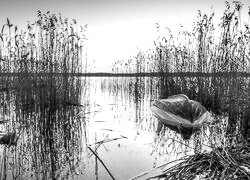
top-left (0, 11), bottom-right (87, 179)
top-left (111, 1), bottom-right (250, 74)
top-left (0, 10), bottom-right (87, 75)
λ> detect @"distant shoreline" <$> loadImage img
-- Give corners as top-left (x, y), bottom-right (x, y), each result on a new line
top-left (0, 72), bottom-right (250, 77)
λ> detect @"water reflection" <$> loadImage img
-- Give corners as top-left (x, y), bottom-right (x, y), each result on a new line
top-left (84, 77), bottom-right (158, 179)
top-left (0, 75), bottom-right (85, 179)
top-left (0, 75), bottom-right (249, 179)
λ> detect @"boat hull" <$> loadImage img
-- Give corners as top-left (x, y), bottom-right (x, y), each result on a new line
top-left (151, 94), bottom-right (210, 139)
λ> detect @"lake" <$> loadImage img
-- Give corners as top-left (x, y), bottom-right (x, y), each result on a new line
top-left (0, 75), bottom-right (249, 180)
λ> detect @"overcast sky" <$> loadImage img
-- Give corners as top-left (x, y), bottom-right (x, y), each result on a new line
top-left (0, 0), bottom-right (250, 71)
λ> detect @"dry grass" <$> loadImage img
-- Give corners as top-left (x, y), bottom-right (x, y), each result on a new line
top-left (130, 142), bottom-right (250, 180)
top-left (162, 145), bottom-right (250, 180)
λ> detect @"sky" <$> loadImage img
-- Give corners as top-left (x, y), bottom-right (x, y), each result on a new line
top-left (0, 0), bottom-right (250, 71)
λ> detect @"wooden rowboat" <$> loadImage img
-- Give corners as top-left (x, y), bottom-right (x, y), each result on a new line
top-left (151, 94), bottom-right (210, 139)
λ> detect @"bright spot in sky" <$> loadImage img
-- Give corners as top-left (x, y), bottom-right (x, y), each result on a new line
top-left (87, 20), bottom-right (157, 70)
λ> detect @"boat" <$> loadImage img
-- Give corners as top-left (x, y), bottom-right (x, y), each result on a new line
top-left (151, 94), bottom-right (210, 139)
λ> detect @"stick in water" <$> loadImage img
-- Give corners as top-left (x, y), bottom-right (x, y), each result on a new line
top-left (87, 146), bottom-right (116, 180)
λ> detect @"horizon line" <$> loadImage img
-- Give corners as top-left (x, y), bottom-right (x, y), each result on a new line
top-left (0, 72), bottom-right (250, 77)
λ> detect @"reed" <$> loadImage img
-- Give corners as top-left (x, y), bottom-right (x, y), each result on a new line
top-left (107, 0), bottom-right (250, 148)
top-left (0, 75), bottom-right (86, 179)
top-left (111, 1), bottom-right (249, 74)
top-left (99, 74), bottom-right (250, 142)
top-left (0, 11), bottom-right (87, 179)
top-left (0, 10), bottom-right (87, 75)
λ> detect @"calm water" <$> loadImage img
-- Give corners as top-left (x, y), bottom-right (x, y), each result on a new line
top-left (0, 75), bottom-right (249, 180)
top-left (80, 77), bottom-right (182, 179)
